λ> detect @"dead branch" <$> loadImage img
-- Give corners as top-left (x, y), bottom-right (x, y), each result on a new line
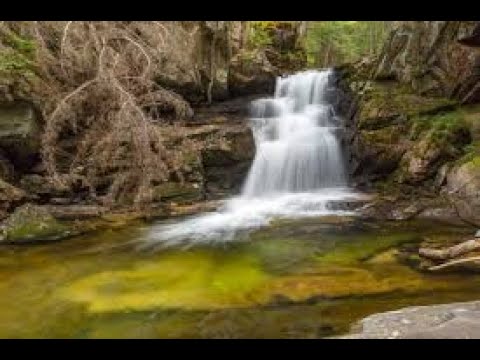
top-left (428, 256), bottom-right (480, 271)
top-left (419, 239), bottom-right (480, 260)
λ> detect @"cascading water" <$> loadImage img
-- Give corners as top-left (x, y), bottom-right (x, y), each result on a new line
top-left (144, 69), bottom-right (361, 248)
top-left (242, 70), bottom-right (347, 197)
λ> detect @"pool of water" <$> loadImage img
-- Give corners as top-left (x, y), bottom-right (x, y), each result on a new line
top-left (0, 216), bottom-right (479, 338)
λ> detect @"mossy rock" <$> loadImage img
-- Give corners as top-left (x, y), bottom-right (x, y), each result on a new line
top-left (1, 204), bottom-right (73, 243)
top-left (152, 182), bottom-right (203, 203)
top-left (358, 82), bottom-right (457, 131)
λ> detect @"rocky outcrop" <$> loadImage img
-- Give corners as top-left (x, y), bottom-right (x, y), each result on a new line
top-left (375, 21), bottom-right (480, 103)
top-left (338, 301), bottom-right (480, 339)
top-left (228, 50), bottom-right (279, 97)
top-left (153, 21), bottom-right (243, 104)
top-left (0, 178), bottom-right (26, 220)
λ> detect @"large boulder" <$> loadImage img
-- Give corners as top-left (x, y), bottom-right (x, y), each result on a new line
top-left (396, 122), bottom-right (470, 184)
top-left (445, 154), bottom-right (480, 223)
top-left (0, 101), bottom-right (41, 170)
top-left (375, 21), bottom-right (480, 103)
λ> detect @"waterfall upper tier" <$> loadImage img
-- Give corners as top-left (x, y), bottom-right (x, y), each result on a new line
top-left (242, 69), bottom-right (347, 197)
top-left (144, 69), bottom-right (363, 247)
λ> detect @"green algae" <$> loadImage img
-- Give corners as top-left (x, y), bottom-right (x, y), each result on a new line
top-left (0, 218), bottom-right (480, 338)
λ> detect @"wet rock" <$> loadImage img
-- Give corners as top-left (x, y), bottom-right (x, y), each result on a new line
top-left (152, 182), bottom-right (204, 204)
top-left (0, 178), bottom-right (26, 220)
top-left (0, 204), bottom-right (73, 243)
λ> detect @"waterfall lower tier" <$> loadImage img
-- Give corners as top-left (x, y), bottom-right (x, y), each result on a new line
top-left (145, 69), bottom-right (363, 248)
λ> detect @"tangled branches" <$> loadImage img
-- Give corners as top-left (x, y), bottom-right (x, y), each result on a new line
top-left (1, 21), bottom-right (196, 208)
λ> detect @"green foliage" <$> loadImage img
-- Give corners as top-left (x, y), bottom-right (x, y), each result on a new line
top-left (0, 32), bottom-right (36, 78)
top-left (248, 22), bottom-right (275, 48)
top-left (410, 112), bottom-right (467, 142)
top-left (305, 21), bottom-right (390, 67)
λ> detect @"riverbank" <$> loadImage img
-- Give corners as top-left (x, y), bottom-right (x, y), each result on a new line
top-left (337, 300), bottom-right (480, 339)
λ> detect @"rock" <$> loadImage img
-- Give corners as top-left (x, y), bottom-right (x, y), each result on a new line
top-left (152, 21), bottom-right (243, 104)
top-left (19, 174), bottom-right (71, 199)
top-left (397, 125), bottom-right (470, 184)
top-left (374, 21), bottom-right (480, 103)
top-left (0, 204), bottom-right (73, 243)
top-left (0, 150), bottom-right (14, 181)
top-left (476, 230), bottom-right (480, 238)
top-left (349, 81), bottom-right (458, 182)
top-left (445, 155), bottom-right (480, 223)
top-left (152, 182), bottom-right (204, 204)
top-left (0, 178), bottom-right (26, 220)
top-left (45, 205), bottom-right (108, 220)
top-left (336, 301), bottom-right (480, 339)
top-left (0, 101), bottom-right (41, 170)
top-left (228, 49), bottom-right (279, 97)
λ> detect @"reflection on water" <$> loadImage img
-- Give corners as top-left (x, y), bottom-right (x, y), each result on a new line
top-left (0, 217), bottom-right (479, 338)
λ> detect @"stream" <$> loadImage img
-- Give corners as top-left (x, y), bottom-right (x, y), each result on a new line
top-left (0, 217), bottom-right (479, 338)
top-left (1, 69), bottom-right (479, 338)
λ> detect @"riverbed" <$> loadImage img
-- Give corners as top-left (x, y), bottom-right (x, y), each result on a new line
top-left (0, 216), bottom-right (479, 338)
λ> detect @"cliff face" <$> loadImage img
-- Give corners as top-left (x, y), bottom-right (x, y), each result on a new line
top-left (375, 21), bottom-right (480, 104)
top-left (347, 21), bottom-right (480, 224)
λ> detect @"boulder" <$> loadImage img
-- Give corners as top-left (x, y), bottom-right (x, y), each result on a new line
top-left (228, 49), bottom-right (279, 97)
top-left (397, 125), bottom-right (470, 184)
top-left (0, 204), bottom-right (73, 243)
top-left (445, 155), bottom-right (480, 223)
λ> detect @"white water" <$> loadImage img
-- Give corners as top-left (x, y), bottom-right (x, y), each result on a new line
top-left (145, 69), bottom-right (361, 248)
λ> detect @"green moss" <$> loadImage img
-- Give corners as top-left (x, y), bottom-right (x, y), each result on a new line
top-left (315, 233), bottom-right (421, 265)
top-left (152, 182), bottom-right (203, 203)
top-left (359, 82), bottom-right (457, 131)
top-left (0, 32), bottom-right (36, 79)
top-left (60, 250), bottom-right (271, 313)
top-left (3, 205), bottom-right (72, 243)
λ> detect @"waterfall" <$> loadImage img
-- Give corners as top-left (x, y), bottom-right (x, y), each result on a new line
top-left (144, 69), bottom-right (360, 248)
top-left (242, 69), bottom-right (347, 197)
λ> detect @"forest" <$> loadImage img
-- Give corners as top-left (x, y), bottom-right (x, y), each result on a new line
top-left (0, 21), bottom-right (479, 339)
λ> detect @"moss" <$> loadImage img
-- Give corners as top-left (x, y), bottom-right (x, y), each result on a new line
top-left (410, 111), bottom-right (468, 143)
top-left (0, 32), bottom-right (36, 79)
top-left (2, 204), bottom-right (72, 243)
top-left (60, 250), bottom-right (271, 313)
top-left (315, 232), bottom-right (421, 265)
top-left (152, 182), bottom-right (203, 203)
top-left (456, 141), bottom-right (480, 168)
top-left (359, 82), bottom-right (457, 131)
